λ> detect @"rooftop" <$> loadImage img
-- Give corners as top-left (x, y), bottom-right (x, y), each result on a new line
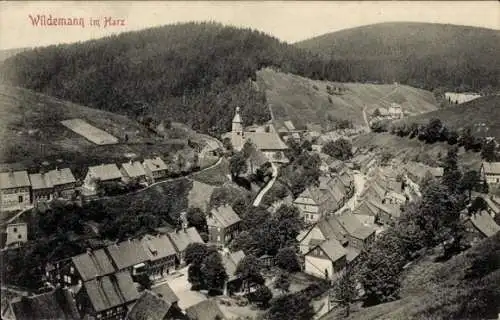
top-left (221, 250), bottom-right (245, 278)
top-left (0, 170), bottom-right (30, 189)
top-left (87, 164), bottom-right (123, 181)
top-left (167, 227), bottom-right (204, 253)
top-left (142, 234), bottom-right (177, 261)
top-left (208, 205), bottom-right (241, 229)
top-left (143, 157), bottom-right (168, 172)
top-left (469, 211), bottom-right (500, 237)
top-left (72, 249), bottom-right (116, 282)
top-left (482, 162), bottom-right (500, 175)
top-left (244, 131), bottom-right (288, 151)
top-left (106, 240), bottom-right (150, 270)
top-left (121, 161), bottom-right (147, 178)
top-left (185, 299), bottom-right (226, 320)
top-left (126, 291), bottom-right (175, 320)
top-left (316, 238), bottom-right (347, 262)
top-left (84, 272), bottom-right (140, 313)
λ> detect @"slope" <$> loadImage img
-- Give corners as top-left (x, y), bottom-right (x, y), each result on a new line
top-left (0, 22), bottom-right (339, 135)
top-left (0, 85), bottom-right (202, 178)
top-left (257, 68), bottom-right (438, 128)
top-left (400, 95), bottom-right (500, 139)
top-left (322, 232), bottom-right (500, 320)
top-left (296, 22), bottom-right (500, 91)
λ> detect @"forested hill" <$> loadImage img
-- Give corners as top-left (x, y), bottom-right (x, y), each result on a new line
top-left (296, 22), bottom-right (500, 92)
top-left (0, 22), bottom-right (352, 135)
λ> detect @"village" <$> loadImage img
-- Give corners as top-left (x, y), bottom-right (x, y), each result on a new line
top-left (1, 102), bottom-right (500, 320)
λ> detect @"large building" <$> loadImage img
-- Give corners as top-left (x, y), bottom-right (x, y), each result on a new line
top-left (207, 205), bottom-right (241, 248)
top-left (224, 107), bottom-right (288, 163)
top-left (0, 170), bottom-right (31, 212)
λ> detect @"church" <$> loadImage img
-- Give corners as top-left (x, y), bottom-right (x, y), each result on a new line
top-left (223, 107), bottom-right (289, 163)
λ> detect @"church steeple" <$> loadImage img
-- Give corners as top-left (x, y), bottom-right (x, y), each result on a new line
top-left (232, 106), bottom-right (243, 135)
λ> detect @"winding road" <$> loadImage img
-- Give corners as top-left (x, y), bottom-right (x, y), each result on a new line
top-left (252, 162), bottom-right (278, 207)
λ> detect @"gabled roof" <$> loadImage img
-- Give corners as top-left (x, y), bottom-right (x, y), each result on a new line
top-left (143, 157), bottom-right (168, 172)
top-left (167, 227), bottom-right (204, 253)
top-left (335, 214), bottom-right (376, 240)
top-left (72, 249), bottom-right (116, 282)
top-left (151, 283), bottom-right (179, 305)
top-left (0, 171), bottom-right (30, 189)
top-left (29, 173), bottom-right (53, 190)
top-left (10, 287), bottom-right (79, 320)
top-left (121, 161), bottom-right (147, 178)
top-left (469, 211), bottom-right (500, 237)
top-left (353, 200), bottom-right (379, 217)
top-left (369, 200), bottom-right (402, 219)
top-left (482, 162), bottom-right (500, 175)
top-left (84, 272), bottom-right (139, 313)
top-left (126, 291), bottom-right (174, 320)
top-left (46, 168), bottom-right (76, 186)
top-left (87, 164), bottom-right (123, 181)
top-left (106, 240), bottom-right (150, 270)
top-left (307, 238), bottom-right (347, 263)
top-left (284, 120), bottom-right (296, 131)
top-left (142, 234), bottom-right (177, 261)
top-left (244, 131), bottom-right (288, 151)
top-left (222, 250), bottom-right (246, 278)
top-left (208, 205), bottom-right (241, 229)
top-left (185, 299), bottom-right (226, 320)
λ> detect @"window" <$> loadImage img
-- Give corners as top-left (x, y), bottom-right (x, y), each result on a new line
top-left (13, 228), bottom-right (17, 232)
top-left (18, 234), bottom-right (22, 239)
top-left (217, 236), bottom-right (221, 242)
top-left (217, 227), bottom-right (221, 232)
top-left (18, 195), bottom-right (23, 203)
top-left (70, 266), bottom-right (74, 274)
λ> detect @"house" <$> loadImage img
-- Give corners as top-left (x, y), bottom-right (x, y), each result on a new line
top-left (29, 172), bottom-right (53, 202)
top-left (367, 200), bottom-right (402, 225)
top-left (388, 103), bottom-right (404, 119)
top-left (47, 168), bottom-right (77, 198)
top-left (167, 227), bottom-right (204, 266)
top-left (3, 223), bottom-right (28, 249)
top-left (107, 240), bottom-right (150, 275)
top-left (0, 170), bottom-right (31, 212)
top-left (224, 107), bottom-right (289, 163)
top-left (120, 161), bottom-right (147, 184)
top-left (143, 157), bottom-right (168, 181)
top-left (221, 250), bottom-right (246, 295)
top-left (141, 234), bottom-right (177, 280)
top-left (75, 271), bottom-right (140, 320)
top-left (298, 213), bottom-right (375, 256)
top-left (151, 282), bottom-right (180, 308)
top-left (9, 287), bottom-right (80, 320)
top-left (185, 300), bottom-right (226, 320)
top-left (207, 205), bottom-right (241, 248)
top-left (65, 248), bottom-right (116, 285)
top-left (126, 290), bottom-right (186, 320)
top-left (404, 161), bottom-right (443, 184)
top-left (83, 164), bottom-right (123, 195)
top-left (481, 162), bottom-right (500, 185)
top-left (464, 210), bottom-right (500, 243)
top-left (304, 238), bottom-right (347, 281)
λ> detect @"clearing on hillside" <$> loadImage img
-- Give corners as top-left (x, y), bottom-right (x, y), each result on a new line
top-left (256, 68), bottom-right (438, 129)
top-left (61, 118), bottom-right (118, 145)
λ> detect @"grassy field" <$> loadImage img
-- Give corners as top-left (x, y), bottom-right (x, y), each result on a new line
top-left (353, 132), bottom-right (482, 169)
top-left (400, 95), bottom-right (500, 139)
top-left (256, 68), bottom-right (438, 128)
top-left (191, 158), bottom-right (230, 186)
top-left (0, 85), bottom-right (206, 179)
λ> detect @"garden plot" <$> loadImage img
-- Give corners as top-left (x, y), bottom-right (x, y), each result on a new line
top-left (61, 118), bottom-right (118, 145)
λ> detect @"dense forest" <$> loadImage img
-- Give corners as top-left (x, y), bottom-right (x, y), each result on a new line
top-left (296, 22), bottom-right (500, 93)
top-left (0, 22), bottom-right (351, 135)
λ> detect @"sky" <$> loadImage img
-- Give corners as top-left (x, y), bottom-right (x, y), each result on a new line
top-left (0, 1), bottom-right (499, 50)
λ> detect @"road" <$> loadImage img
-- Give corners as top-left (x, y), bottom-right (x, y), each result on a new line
top-left (252, 162), bottom-right (278, 207)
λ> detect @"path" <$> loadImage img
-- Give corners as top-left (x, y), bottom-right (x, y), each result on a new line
top-left (252, 162), bottom-right (278, 207)
top-left (1, 205), bottom-right (34, 227)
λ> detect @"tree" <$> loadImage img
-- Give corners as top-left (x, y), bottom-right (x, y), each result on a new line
top-left (135, 273), bottom-right (153, 291)
top-left (222, 137), bottom-right (233, 151)
top-left (443, 146), bottom-right (462, 193)
top-left (230, 152), bottom-right (248, 177)
top-left (424, 118), bottom-right (444, 143)
top-left (266, 293), bottom-right (314, 320)
top-left (330, 267), bottom-right (358, 317)
top-left (322, 138), bottom-right (353, 160)
top-left (185, 242), bottom-right (208, 265)
top-left (201, 251), bottom-right (228, 294)
top-left (459, 170), bottom-right (481, 201)
top-left (230, 231), bottom-right (258, 254)
top-left (186, 207), bottom-right (208, 234)
top-left (468, 196), bottom-right (488, 215)
top-left (274, 205), bottom-right (304, 248)
top-left (481, 139), bottom-right (497, 161)
top-left (274, 272), bottom-right (291, 294)
top-left (236, 255), bottom-right (265, 292)
top-left (275, 247), bottom-right (301, 272)
top-left (248, 285), bottom-right (273, 308)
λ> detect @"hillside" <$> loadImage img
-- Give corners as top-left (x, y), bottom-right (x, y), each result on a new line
top-left (353, 132), bottom-right (481, 169)
top-left (400, 95), bottom-right (500, 139)
top-left (0, 47), bottom-right (29, 63)
top-left (296, 22), bottom-right (500, 91)
top-left (323, 233), bottom-right (500, 320)
top-left (0, 22), bottom-right (351, 136)
top-left (257, 68), bottom-right (438, 128)
top-left (0, 85), bottom-right (204, 178)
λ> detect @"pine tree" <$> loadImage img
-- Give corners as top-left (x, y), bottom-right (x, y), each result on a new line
top-left (443, 146), bottom-right (462, 193)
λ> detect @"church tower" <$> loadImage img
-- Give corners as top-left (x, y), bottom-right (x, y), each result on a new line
top-left (232, 106), bottom-right (243, 136)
